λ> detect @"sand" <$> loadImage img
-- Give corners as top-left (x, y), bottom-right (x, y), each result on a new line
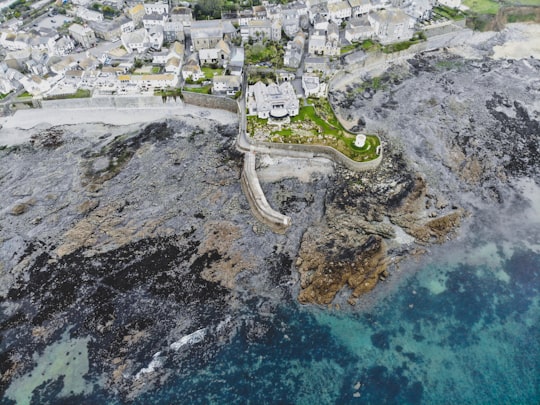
top-left (0, 105), bottom-right (237, 146)
top-left (492, 23), bottom-right (540, 60)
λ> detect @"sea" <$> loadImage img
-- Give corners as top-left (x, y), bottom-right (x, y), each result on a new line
top-left (7, 183), bottom-right (535, 404)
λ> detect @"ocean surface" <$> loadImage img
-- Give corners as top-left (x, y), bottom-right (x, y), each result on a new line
top-left (44, 229), bottom-right (536, 404)
top-left (130, 244), bottom-right (539, 404)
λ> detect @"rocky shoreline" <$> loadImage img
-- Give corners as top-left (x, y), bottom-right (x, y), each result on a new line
top-left (0, 26), bottom-right (539, 401)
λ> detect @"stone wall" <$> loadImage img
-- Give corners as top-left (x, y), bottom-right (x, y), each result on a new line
top-left (182, 91), bottom-right (238, 113)
top-left (40, 95), bottom-right (182, 110)
top-left (241, 152), bottom-right (292, 233)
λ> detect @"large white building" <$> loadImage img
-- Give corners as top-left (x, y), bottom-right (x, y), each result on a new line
top-left (247, 81), bottom-right (299, 119)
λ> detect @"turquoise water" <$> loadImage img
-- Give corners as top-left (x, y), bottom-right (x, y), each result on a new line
top-left (129, 241), bottom-right (539, 404)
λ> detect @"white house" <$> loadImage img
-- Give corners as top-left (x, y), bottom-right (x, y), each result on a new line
top-left (327, 1), bottom-right (352, 23)
top-left (345, 16), bottom-right (374, 42)
top-left (212, 75), bottom-right (241, 96)
top-left (348, 0), bottom-right (372, 16)
top-left (368, 8), bottom-right (414, 44)
top-left (121, 28), bottom-right (150, 53)
top-left (247, 81), bottom-right (299, 119)
top-left (75, 6), bottom-right (104, 22)
top-left (69, 24), bottom-right (97, 49)
top-left (144, 1), bottom-right (169, 15)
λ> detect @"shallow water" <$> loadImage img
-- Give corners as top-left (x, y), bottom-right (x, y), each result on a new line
top-left (120, 239), bottom-right (537, 404)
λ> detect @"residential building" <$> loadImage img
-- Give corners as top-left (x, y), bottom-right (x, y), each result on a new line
top-left (212, 75), bottom-right (241, 96)
top-left (69, 24), bottom-right (97, 49)
top-left (327, 1), bottom-right (352, 23)
top-left (308, 29), bottom-right (339, 57)
top-left (348, 0), bottom-right (372, 16)
top-left (190, 20), bottom-right (235, 51)
top-left (143, 13), bottom-right (167, 29)
top-left (163, 20), bottom-right (184, 43)
top-left (148, 25), bottom-right (164, 50)
top-left (199, 39), bottom-right (231, 67)
top-left (345, 16), bottom-right (373, 42)
top-left (304, 56), bottom-right (329, 74)
top-left (121, 28), bottom-right (150, 53)
top-left (302, 74), bottom-right (326, 97)
top-left (241, 19), bottom-right (282, 42)
top-left (75, 6), bottom-right (104, 22)
top-left (126, 3), bottom-right (145, 25)
top-left (247, 81), bottom-right (299, 119)
top-left (182, 53), bottom-right (204, 81)
top-left (143, 1), bottom-right (169, 15)
top-left (170, 6), bottom-right (192, 26)
top-left (284, 31), bottom-right (306, 68)
top-left (368, 8), bottom-right (414, 44)
top-left (281, 8), bottom-right (300, 38)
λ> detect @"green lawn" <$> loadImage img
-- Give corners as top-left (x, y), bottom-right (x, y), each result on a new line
top-left (250, 102), bottom-right (381, 162)
top-left (183, 85), bottom-right (212, 94)
top-left (463, 0), bottom-right (500, 14)
top-left (202, 67), bottom-right (224, 80)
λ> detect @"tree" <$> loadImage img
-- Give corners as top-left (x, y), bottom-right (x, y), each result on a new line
top-left (194, 0), bottom-right (223, 19)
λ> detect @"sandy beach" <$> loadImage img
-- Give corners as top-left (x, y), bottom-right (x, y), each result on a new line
top-left (0, 105), bottom-right (237, 146)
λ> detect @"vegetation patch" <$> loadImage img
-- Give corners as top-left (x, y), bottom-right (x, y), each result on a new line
top-left (183, 85), bottom-right (212, 94)
top-left (248, 100), bottom-right (381, 162)
top-left (433, 5), bottom-right (467, 20)
top-left (463, 0), bottom-right (500, 14)
top-left (44, 89), bottom-right (91, 100)
top-left (382, 32), bottom-right (426, 54)
top-left (244, 40), bottom-right (284, 67)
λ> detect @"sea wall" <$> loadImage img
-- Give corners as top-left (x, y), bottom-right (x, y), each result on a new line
top-left (39, 95), bottom-right (182, 110)
top-left (182, 91), bottom-right (238, 113)
top-left (240, 151), bottom-right (292, 233)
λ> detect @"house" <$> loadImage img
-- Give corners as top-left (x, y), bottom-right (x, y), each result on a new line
top-left (182, 53), bottom-right (204, 81)
top-left (368, 8), bottom-right (414, 44)
top-left (121, 28), bottom-right (150, 53)
top-left (304, 56), bottom-right (329, 74)
top-left (119, 73), bottom-right (178, 90)
top-left (163, 20), bottom-right (184, 43)
top-left (327, 1), bottom-right (352, 23)
top-left (348, 0), bottom-right (372, 16)
top-left (75, 6), bottom-right (104, 22)
top-left (313, 14), bottom-right (329, 31)
top-left (281, 8), bottom-right (300, 38)
top-left (302, 74), bottom-right (326, 97)
top-left (199, 39), bottom-right (231, 67)
top-left (405, 0), bottom-right (432, 21)
top-left (90, 16), bottom-right (134, 41)
top-left (438, 0), bottom-right (461, 8)
top-left (228, 46), bottom-right (244, 76)
top-left (284, 31), bottom-right (306, 68)
top-left (142, 13), bottom-right (167, 29)
top-left (0, 31), bottom-right (31, 51)
top-left (190, 20), bottom-right (236, 51)
top-left (126, 4), bottom-right (145, 25)
top-left (49, 36), bottom-right (76, 56)
top-left (308, 29), bottom-right (339, 57)
top-left (170, 7), bottom-right (192, 26)
top-left (165, 56), bottom-right (182, 74)
top-left (212, 75), bottom-right (241, 96)
top-left (247, 81), bottom-right (299, 119)
top-left (241, 19), bottom-right (282, 42)
top-left (345, 16), bottom-right (374, 42)
top-left (148, 25), bottom-right (164, 50)
top-left (143, 1), bottom-right (169, 15)
top-left (19, 74), bottom-right (52, 95)
top-left (152, 49), bottom-right (169, 64)
top-left (253, 5), bottom-right (267, 18)
top-left (69, 24), bottom-right (97, 49)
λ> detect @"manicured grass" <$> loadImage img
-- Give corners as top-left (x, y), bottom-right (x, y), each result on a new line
top-left (0, 93), bottom-right (10, 100)
top-left (249, 101), bottom-right (381, 162)
top-left (155, 88), bottom-right (182, 97)
top-left (433, 5), bottom-right (467, 19)
top-left (463, 0), bottom-right (500, 14)
top-left (17, 91), bottom-right (32, 99)
top-left (183, 85), bottom-right (212, 94)
top-left (151, 66), bottom-right (161, 74)
top-left (202, 67), bottom-right (224, 80)
top-left (44, 89), bottom-right (91, 100)
top-left (506, 12), bottom-right (537, 22)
